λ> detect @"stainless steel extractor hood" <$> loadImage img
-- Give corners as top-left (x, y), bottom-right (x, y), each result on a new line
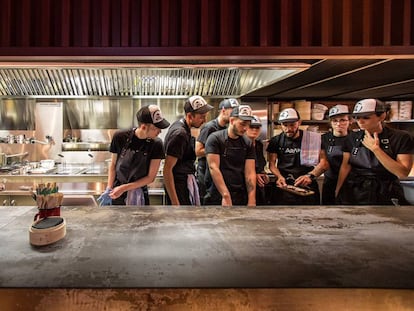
top-left (0, 63), bottom-right (309, 98)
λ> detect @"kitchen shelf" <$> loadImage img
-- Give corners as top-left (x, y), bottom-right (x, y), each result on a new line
top-left (386, 119), bottom-right (414, 123)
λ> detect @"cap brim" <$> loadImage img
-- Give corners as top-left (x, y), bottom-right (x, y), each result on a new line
top-left (329, 112), bottom-right (350, 118)
top-left (194, 104), bottom-right (214, 114)
top-left (279, 118), bottom-right (299, 123)
top-left (352, 112), bottom-right (374, 117)
top-left (239, 116), bottom-right (255, 121)
top-left (154, 119), bottom-right (170, 129)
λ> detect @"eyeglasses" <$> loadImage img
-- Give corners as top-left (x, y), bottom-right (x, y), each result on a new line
top-left (331, 119), bottom-right (349, 124)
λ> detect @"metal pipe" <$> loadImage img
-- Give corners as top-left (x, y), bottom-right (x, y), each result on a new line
top-left (5, 152), bottom-right (29, 158)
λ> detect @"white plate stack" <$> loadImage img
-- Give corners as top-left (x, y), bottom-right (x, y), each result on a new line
top-left (311, 103), bottom-right (328, 120)
top-left (399, 101), bottom-right (412, 120)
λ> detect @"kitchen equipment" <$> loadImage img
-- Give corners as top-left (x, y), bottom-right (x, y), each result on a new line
top-left (0, 153), bottom-right (5, 166)
top-left (278, 185), bottom-right (315, 196)
top-left (40, 159), bottom-right (55, 169)
top-left (29, 217), bottom-right (66, 246)
top-left (400, 177), bottom-right (414, 205)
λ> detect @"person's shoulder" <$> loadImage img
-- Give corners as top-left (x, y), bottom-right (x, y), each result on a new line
top-left (206, 128), bottom-right (226, 142)
top-left (203, 119), bottom-right (217, 128)
top-left (203, 119), bottom-right (221, 132)
top-left (269, 132), bottom-right (283, 142)
top-left (167, 120), bottom-right (187, 135)
top-left (112, 128), bottom-right (132, 140)
top-left (385, 126), bottom-right (411, 137)
top-left (152, 137), bottom-right (164, 144)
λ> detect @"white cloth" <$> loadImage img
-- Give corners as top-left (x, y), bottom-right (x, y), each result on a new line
top-left (300, 131), bottom-right (321, 167)
top-left (187, 174), bottom-right (201, 206)
top-left (126, 188), bottom-right (145, 206)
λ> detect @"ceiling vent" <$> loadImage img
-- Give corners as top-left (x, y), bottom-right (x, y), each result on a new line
top-left (0, 64), bottom-right (309, 98)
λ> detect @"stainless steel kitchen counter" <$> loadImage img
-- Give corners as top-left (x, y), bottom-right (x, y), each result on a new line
top-left (0, 205), bottom-right (413, 288)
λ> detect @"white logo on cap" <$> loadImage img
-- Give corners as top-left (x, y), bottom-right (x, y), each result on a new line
top-left (239, 105), bottom-right (252, 116)
top-left (330, 107), bottom-right (339, 115)
top-left (354, 103), bottom-right (363, 113)
top-left (229, 99), bottom-right (239, 107)
top-left (149, 105), bottom-right (164, 124)
top-left (279, 110), bottom-right (289, 119)
top-left (190, 96), bottom-right (207, 110)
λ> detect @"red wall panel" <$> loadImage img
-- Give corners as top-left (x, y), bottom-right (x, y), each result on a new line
top-left (0, 0), bottom-right (412, 56)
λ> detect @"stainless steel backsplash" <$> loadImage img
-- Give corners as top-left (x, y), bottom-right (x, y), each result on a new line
top-left (0, 98), bottom-right (267, 163)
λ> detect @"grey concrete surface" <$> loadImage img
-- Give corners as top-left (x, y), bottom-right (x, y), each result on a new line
top-left (0, 205), bottom-right (413, 288)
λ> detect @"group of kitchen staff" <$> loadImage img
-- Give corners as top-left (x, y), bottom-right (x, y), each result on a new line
top-left (98, 96), bottom-right (414, 207)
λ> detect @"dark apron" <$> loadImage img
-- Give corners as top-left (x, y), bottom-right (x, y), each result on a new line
top-left (113, 132), bottom-right (150, 205)
top-left (322, 145), bottom-right (343, 205)
top-left (196, 157), bottom-right (207, 200)
top-left (339, 142), bottom-right (407, 205)
top-left (204, 135), bottom-right (248, 206)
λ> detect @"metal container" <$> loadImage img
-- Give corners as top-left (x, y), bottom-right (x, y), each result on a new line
top-left (400, 177), bottom-right (414, 205)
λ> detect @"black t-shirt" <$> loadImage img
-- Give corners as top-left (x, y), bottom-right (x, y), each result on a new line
top-left (321, 131), bottom-right (348, 179)
top-left (164, 119), bottom-right (197, 178)
top-left (266, 130), bottom-right (313, 178)
top-left (205, 129), bottom-right (256, 192)
top-left (110, 128), bottom-right (165, 184)
top-left (197, 118), bottom-right (227, 164)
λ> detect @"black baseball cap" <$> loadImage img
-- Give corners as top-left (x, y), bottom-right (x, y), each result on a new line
top-left (219, 98), bottom-right (240, 109)
top-left (184, 96), bottom-right (214, 114)
top-left (249, 115), bottom-right (262, 127)
top-left (137, 104), bottom-right (170, 129)
top-left (230, 105), bottom-right (255, 121)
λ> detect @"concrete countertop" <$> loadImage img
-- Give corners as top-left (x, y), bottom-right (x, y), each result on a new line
top-left (0, 205), bottom-right (413, 288)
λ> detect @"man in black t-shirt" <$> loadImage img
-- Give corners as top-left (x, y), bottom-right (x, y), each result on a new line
top-left (266, 108), bottom-right (322, 205)
top-left (98, 104), bottom-right (170, 206)
top-left (163, 96), bottom-right (213, 206)
top-left (195, 98), bottom-right (239, 203)
top-left (204, 105), bottom-right (256, 206)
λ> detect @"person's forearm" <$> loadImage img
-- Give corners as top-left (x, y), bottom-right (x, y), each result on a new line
top-left (246, 175), bottom-right (256, 206)
top-left (163, 170), bottom-right (180, 205)
top-left (335, 163), bottom-right (351, 196)
top-left (269, 163), bottom-right (283, 179)
top-left (210, 166), bottom-right (230, 199)
top-left (107, 166), bottom-right (116, 189)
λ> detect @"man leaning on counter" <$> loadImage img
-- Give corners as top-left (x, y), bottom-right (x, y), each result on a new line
top-left (98, 105), bottom-right (170, 206)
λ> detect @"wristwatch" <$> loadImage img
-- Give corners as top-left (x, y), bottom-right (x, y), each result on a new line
top-left (306, 173), bottom-right (316, 180)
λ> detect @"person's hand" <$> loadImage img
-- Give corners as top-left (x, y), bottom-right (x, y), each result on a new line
top-left (109, 185), bottom-right (126, 199)
top-left (221, 193), bottom-right (232, 207)
top-left (97, 187), bottom-right (112, 206)
top-left (294, 175), bottom-right (312, 187)
top-left (362, 131), bottom-right (380, 152)
top-left (276, 176), bottom-right (287, 187)
top-left (257, 173), bottom-right (270, 187)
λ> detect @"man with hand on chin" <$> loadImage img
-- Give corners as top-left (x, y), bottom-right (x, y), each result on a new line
top-left (336, 98), bottom-right (413, 205)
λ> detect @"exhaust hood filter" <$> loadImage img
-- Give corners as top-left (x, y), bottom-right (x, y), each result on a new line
top-left (0, 66), bottom-right (305, 98)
